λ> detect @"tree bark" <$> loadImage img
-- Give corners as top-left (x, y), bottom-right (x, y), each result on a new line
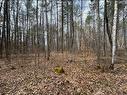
top-left (45, 0), bottom-right (50, 60)
top-left (111, 0), bottom-right (118, 69)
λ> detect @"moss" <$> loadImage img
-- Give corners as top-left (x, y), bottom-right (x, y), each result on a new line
top-left (54, 66), bottom-right (64, 74)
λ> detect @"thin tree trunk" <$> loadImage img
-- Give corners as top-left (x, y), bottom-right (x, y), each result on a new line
top-left (56, 0), bottom-right (59, 51)
top-left (45, 0), bottom-right (50, 60)
top-left (61, 0), bottom-right (64, 53)
top-left (111, 0), bottom-right (118, 69)
top-left (66, 1), bottom-right (69, 51)
top-left (123, 7), bottom-right (127, 51)
top-left (103, 0), bottom-right (106, 56)
top-left (70, 0), bottom-right (74, 52)
top-left (95, 0), bottom-right (101, 65)
top-left (79, 0), bottom-right (83, 51)
top-left (105, 0), bottom-right (112, 51)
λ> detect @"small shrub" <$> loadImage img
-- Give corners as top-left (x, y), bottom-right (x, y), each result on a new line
top-left (54, 66), bottom-right (64, 74)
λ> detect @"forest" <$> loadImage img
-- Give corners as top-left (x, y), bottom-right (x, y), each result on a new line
top-left (0, 0), bottom-right (127, 94)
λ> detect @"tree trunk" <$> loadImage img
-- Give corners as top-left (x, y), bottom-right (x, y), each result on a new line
top-left (70, 0), bottom-right (74, 52)
top-left (95, 0), bottom-right (101, 65)
top-left (111, 0), bottom-right (118, 69)
top-left (123, 7), bottom-right (127, 52)
top-left (105, 0), bottom-right (112, 50)
top-left (56, 0), bottom-right (59, 51)
top-left (45, 0), bottom-right (50, 60)
top-left (61, 0), bottom-right (64, 53)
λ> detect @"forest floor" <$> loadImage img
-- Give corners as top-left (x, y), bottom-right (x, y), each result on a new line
top-left (0, 52), bottom-right (127, 95)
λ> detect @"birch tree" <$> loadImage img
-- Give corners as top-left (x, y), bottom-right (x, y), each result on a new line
top-left (45, 0), bottom-right (50, 60)
top-left (111, 0), bottom-right (119, 69)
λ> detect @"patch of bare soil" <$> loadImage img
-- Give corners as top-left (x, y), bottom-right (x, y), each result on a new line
top-left (0, 52), bottom-right (127, 95)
